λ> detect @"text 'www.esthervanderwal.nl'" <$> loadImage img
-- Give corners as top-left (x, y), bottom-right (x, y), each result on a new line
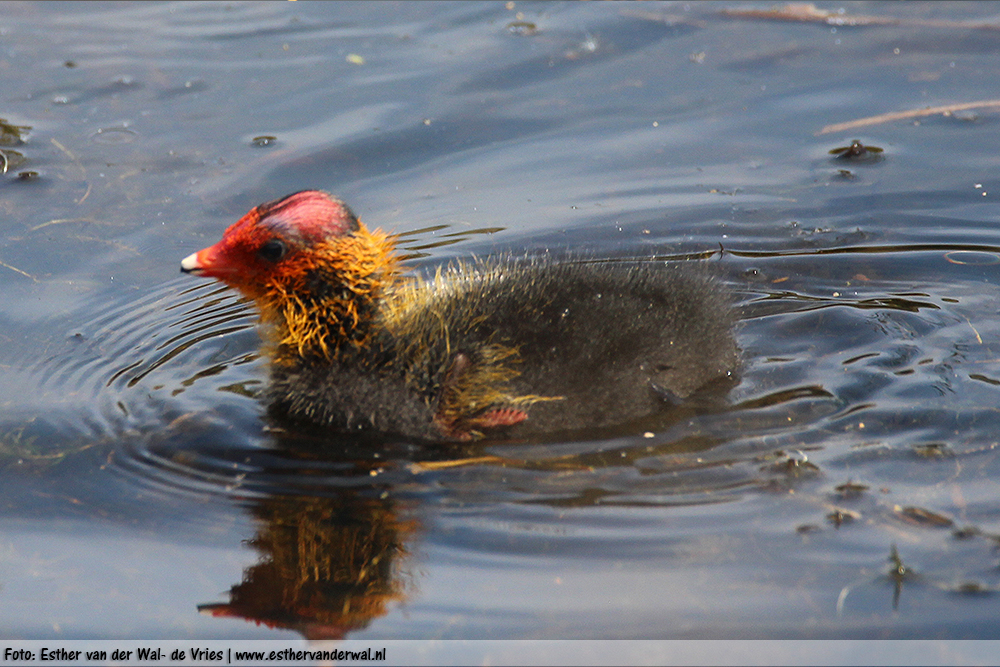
top-left (3, 645), bottom-right (387, 665)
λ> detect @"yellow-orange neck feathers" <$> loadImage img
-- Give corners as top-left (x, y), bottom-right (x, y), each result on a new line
top-left (255, 222), bottom-right (401, 362)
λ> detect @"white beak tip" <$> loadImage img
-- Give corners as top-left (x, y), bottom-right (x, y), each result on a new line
top-left (180, 252), bottom-right (204, 274)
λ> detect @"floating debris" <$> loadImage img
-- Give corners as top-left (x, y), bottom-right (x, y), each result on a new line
top-left (0, 149), bottom-right (25, 173)
top-left (948, 109), bottom-right (980, 122)
top-left (913, 442), bottom-right (953, 458)
top-left (0, 118), bottom-right (30, 146)
top-left (827, 508), bottom-right (859, 528)
top-left (952, 526), bottom-right (981, 540)
top-left (251, 135), bottom-right (277, 148)
top-left (829, 140), bottom-right (884, 161)
top-left (506, 20), bottom-right (537, 36)
top-left (952, 581), bottom-right (993, 596)
top-left (721, 3), bottom-right (1000, 30)
top-left (764, 450), bottom-right (820, 477)
top-left (833, 480), bottom-right (868, 499)
top-left (888, 544), bottom-right (908, 577)
top-left (818, 100), bottom-right (1000, 135)
top-left (721, 3), bottom-right (891, 25)
top-left (894, 505), bottom-right (954, 528)
top-left (969, 373), bottom-right (1000, 386)
top-left (886, 544), bottom-right (913, 610)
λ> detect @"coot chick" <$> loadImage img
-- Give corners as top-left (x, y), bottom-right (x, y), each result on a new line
top-left (181, 190), bottom-right (737, 441)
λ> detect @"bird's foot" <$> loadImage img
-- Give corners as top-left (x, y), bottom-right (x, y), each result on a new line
top-left (434, 407), bottom-right (528, 441)
top-left (469, 407), bottom-right (528, 428)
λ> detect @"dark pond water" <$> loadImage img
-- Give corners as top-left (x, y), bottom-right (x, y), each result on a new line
top-left (4, 0), bottom-right (1000, 648)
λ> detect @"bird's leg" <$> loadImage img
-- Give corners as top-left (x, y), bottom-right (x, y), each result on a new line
top-left (433, 352), bottom-right (472, 440)
top-left (433, 352), bottom-right (527, 440)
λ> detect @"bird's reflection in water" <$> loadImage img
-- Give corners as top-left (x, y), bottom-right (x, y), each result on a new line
top-left (186, 370), bottom-right (741, 639)
top-left (199, 490), bottom-right (416, 640)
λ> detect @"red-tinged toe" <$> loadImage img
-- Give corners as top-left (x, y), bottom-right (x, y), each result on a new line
top-left (470, 407), bottom-right (528, 428)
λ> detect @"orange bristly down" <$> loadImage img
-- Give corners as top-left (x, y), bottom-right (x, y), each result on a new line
top-left (255, 222), bottom-right (400, 362)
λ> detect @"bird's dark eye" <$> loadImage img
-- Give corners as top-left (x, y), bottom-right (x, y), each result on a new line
top-left (257, 238), bottom-right (288, 263)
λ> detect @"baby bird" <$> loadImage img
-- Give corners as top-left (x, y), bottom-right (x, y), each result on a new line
top-left (181, 191), bottom-right (737, 441)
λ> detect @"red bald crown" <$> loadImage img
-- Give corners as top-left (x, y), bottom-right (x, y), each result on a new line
top-left (253, 190), bottom-right (360, 243)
